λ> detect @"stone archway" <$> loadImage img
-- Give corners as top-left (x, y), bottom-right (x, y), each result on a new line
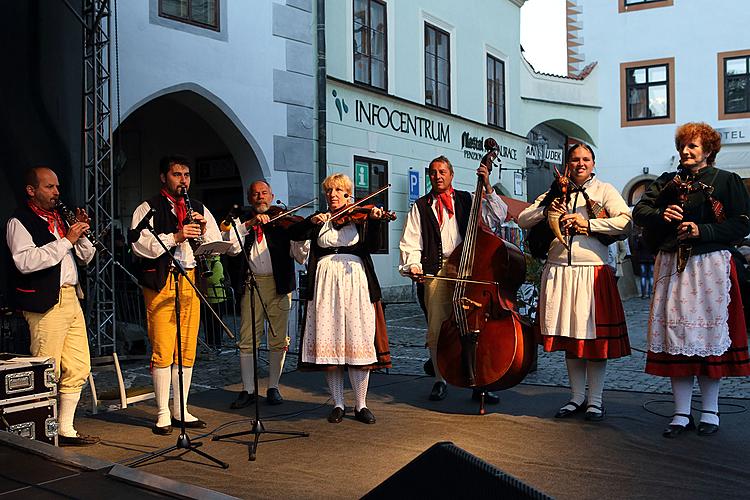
top-left (114, 85), bottom-right (267, 227)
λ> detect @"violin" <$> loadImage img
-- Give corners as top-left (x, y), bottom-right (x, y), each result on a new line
top-left (220, 199), bottom-right (315, 232)
top-left (330, 204), bottom-right (397, 229)
top-left (326, 184), bottom-right (396, 228)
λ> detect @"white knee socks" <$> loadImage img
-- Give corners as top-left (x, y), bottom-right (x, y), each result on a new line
top-left (268, 351), bottom-right (286, 390)
top-left (429, 345), bottom-right (445, 383)
top-left (586, 360), bottom-right (607, 409)
top-left (58, 391), bottom-right (81, 437)
top-left (670, 376), bottom-right (694, 426)
top-left (326, 367), bottom-right (345, 409)
top-left (697, 376), bottom-right (720, 425)
top-left (172, 365), bottom-right (198, 423)
top-left (565, 358), bottom-right (587, 406)
top-left (240, 352), bottom-right (255, 393)
top-left (152, 365), bottom-right (172, 427)
top-left (348, 368), bottom-right (370, 411)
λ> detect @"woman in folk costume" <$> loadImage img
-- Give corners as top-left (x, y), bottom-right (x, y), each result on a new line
top-left (634, 122), bottom-right (750, 437)
top-left (518, 143), bottom-right (632, 421)
top-left (289, 173), bottom-right (391, 424)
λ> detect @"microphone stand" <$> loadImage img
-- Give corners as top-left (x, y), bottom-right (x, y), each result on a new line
top-left (128, 215), bottom-right (230, 470)
top-left (212, 216), bottom-right (308, 461)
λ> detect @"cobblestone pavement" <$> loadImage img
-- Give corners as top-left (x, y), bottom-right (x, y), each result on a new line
top-left (91, 297), bottom-right (750, 411)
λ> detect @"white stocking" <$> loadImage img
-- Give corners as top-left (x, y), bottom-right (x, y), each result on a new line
top-left (326, 367), bottom-right (345, 409)
top-left (152, 365), bottom-right (172, 427)
top-left (240, 352), bottom-right (255, 393)
top-left (586, 360), bottom-right (607, 410)
top-left (697, 376), bottom-right (721, 425)
top-left (670, 376), bottom-right (694, 426)
top-left (58, 391), bottom-right (81, 437)
top-left (268, 350), bottom-right (286, 390)
top-left (565, 358), bottom-right (587, 408)
top-left (429, 345), bottom-right (445, 383)
top-left (172, 365), bottom-right (198, 422)
top-left (348, 367), bottom-right (371, 411)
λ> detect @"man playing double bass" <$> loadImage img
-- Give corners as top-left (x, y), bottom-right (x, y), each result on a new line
top-left (399, 155), bottom-right (507, 403)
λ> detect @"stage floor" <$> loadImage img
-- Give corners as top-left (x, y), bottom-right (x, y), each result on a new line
top-left (71, 372), bottom-right (750, 499)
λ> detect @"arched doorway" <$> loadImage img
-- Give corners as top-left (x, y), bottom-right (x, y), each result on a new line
top-left (623, 176), bottom-right (657, 207)
top-left (114, 87), bottom-right (266, 229)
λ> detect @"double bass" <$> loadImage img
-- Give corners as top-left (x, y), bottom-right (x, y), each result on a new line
top-left (435, 138), bottom-right (535, 412)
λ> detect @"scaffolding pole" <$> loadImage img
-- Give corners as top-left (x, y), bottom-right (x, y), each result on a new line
top-left (82, 0), bottom-right (115, 355)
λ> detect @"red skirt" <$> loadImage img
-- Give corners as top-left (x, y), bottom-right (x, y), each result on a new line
top-left (645, 259), bottom-right (750, 378)
top-left (540, 265), bottom-right (631, 360)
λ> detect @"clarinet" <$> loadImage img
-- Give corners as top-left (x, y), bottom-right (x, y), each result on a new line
top-left (179, 187), bottom-right (213, 278)
top-left (56, 201), bottom-right (104, 250)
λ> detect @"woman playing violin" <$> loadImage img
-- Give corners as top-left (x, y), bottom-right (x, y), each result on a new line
top-left (289, 173), bottom-right (391, 425)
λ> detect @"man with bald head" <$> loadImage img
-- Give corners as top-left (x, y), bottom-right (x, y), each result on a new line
top-left (224, 180), bottom-right (308, 408)
top-left (6, 166), bottom-right (99, 446)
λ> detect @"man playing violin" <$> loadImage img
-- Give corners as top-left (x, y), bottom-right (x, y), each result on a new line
top-left (223, 180), bottom-right (309, 408)
top-left (399, 156), bottom-right (507, 403)
top-left (288, 173), bottom-right (392, 424)
top-left (6, 166), bottom-right (99, 446)
top-left (130, 155), bottom-right (222, 435)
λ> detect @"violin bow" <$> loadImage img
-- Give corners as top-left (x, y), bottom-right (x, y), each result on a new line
top-left (265, 198), bottom-right (316, 225)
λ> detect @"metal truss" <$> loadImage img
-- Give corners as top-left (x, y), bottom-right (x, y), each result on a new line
top-left (82, 0), bottom-right (115, 355)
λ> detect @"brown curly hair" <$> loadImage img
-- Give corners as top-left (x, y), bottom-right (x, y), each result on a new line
top-left (674, 122), bottom-right (722, 166)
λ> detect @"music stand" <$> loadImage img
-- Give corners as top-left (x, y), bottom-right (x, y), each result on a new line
top-left (128, 215), bottom-right (233, 469)
top-left (211, 217), bottom-right (308, 461)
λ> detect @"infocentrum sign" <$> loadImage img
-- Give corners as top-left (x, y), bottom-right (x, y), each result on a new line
top-left (354, 100), bottom-right (450, 143)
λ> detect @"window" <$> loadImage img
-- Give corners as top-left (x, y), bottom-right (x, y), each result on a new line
top-left (424, 24), bottom-right (450, 111)
top-left (353, 0), bottom-right (387, 91)
top-left (353, 157), bottom-right (389, 254)
top-left (618, 0), bottom-right (673, 13)
top-left (159, 0), bottom-right (219, 31)
top-left (620, 58), bottom-right (675, 127)
top-left (719, 50), bottom-right (750, 120)
top-left (487, 55), bottom-right (505, 129)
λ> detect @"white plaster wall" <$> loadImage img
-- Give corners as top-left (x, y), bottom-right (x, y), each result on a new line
top-left (116, 0), bottom-right (292, 198)
top-left (580, 0), bottom-right (750, 192)
top-left (326, 0), bottom-right (525, 136)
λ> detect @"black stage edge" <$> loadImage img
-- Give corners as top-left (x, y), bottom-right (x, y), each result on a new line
top-left (0, 431), bottom-right (237, 499)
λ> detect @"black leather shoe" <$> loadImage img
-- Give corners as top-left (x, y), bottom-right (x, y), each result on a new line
top-left (355, 408), bottom-right (376, 424)
top-left (172, 417), bottom-right (207, 429)
top-left (697, 422), bottom-right (719, 436)
top-left (151, 424), bottom-right (173, 436)
top-left (266, 388), bottom-right (284, 405)
top-left (428, 381), bottom-right (448, 401)
top-left (555, 401), bottom-right (585, 419)
top-left (327, 406), bottom-right (345, 423)
top-left (584, 404), bottom-right (606, 422)
top-left (59, 434), bottom-right (101, 446)
top-left (471, 389), bottom-right (500, 405)
top-left (663, 413), bottom-right (695, 438)
top-left (230, 390), bottom-right (256, 409)
top-left (423, 358), bottom-right (435, 377)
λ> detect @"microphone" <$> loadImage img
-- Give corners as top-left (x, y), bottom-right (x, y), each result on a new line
top-left (128, 207), bottom-right (156, 242)
top-left (275, 200), bottom-right (288, 209)
top-left (220, 204), bottom-right (240, 232)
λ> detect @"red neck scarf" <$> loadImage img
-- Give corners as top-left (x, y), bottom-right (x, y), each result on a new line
top-left (432, 188), bottom-right (455, 226)
top-left (253, 224), bottom-right (263, 243)
top-left (160, 188), bottom-right (187, 229)
top-left (28, 201), bottom-right (66, 238)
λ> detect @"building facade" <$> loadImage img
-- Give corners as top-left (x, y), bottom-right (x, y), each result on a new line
top-left (324, 0), bottom-right (599, 298)
top-left (569, 0), bottom-right (750, 204)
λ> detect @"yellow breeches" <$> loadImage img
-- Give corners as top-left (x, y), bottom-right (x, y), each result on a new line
top-left (143, 269), bottom-right (201, 368)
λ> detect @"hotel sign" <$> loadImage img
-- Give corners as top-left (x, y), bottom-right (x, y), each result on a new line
top-left (460, 132), bottom-right (518, 161)
top-left (525, 144), bottom-right (563, 165)
top-left (717, 126), bottom-right (750, 144)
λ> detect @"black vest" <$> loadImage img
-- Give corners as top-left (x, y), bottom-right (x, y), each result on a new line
top-left (10, 205), bottom-right (66, 313)
top-left (239, 222), bottom-right (296, 296)
top-left (134, 193), bottom-right (205, 291)
top-left (415, 190), bottom-right (472, 274)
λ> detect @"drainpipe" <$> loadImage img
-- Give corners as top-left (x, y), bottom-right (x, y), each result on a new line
top-left (316, 0), bottom-right (327, 209)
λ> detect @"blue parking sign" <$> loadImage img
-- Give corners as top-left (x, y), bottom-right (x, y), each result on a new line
top-left (408, 169), bottom-right (419, 205)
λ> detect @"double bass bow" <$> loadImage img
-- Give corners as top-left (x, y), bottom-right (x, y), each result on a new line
top-left (435, 138), bottom-right (536, 414)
